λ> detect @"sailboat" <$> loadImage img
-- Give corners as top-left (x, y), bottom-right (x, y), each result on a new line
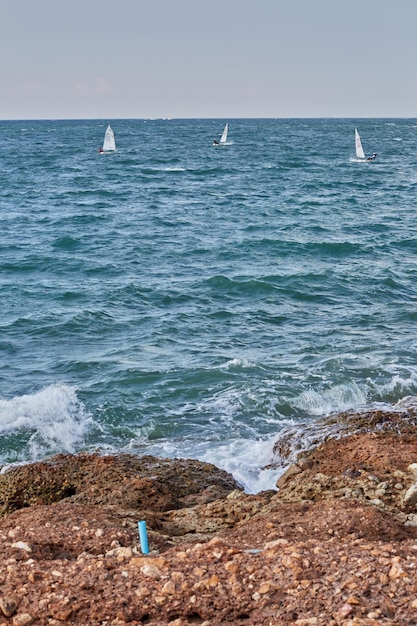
top-left (98, 124), bottom-right (116, 153)
top-left (213, 123), bottom-right (229, 146)
top-left (354, 128), bottom-right (376, 162)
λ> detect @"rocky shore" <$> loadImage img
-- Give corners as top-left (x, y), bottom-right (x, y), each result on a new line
top-left (1, 406), bottom-right (417, 625)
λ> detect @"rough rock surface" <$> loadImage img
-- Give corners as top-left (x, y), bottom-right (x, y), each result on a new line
top-left (1, 411), bottom-right (417, 624)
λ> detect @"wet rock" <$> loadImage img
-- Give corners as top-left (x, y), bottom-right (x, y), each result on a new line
top-left (0, 453), bottom-right (241, 516)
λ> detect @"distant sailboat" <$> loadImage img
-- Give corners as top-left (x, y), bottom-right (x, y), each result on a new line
top-left (354, 128), bottom-right (376, 162)
top-left (98, 124), bottom-right (116, 153)
top-left (213, 123), bottom-right (229, 146)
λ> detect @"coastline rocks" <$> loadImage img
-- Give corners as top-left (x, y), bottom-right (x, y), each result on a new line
top-left (0, 416), bottom-right (417, 623)
top-left (0, 453), bottom-right (241, 516)
top-left (270, 401), bottom-right (417, 469)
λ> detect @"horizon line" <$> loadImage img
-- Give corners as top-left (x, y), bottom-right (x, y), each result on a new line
top-left (1, 115), bottom-right (416, 122)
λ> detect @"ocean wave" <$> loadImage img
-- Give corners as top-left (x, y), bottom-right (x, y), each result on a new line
top-left (0, 384), bottom-right (96, 462)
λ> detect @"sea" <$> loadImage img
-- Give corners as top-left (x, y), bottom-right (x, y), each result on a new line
top-left (1, 117), bottom-right (417, 493)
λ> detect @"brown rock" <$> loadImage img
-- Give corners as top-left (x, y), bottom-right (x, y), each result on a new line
top-left (276, 462), bottom-right (303, 488)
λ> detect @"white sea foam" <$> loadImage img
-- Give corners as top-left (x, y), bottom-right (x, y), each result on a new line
top-left (0, 384), bottom-right (93, 459)
top-left (377, 372), bottom-right (417, 397)
top-left (218, 358), bottom-right (254, 370)
top-left (196, 436), bottom-right (281, 493)
top-left (292, 381), bottom-right (367, 416)
top-left (138, 435), bottom-right (282, 494)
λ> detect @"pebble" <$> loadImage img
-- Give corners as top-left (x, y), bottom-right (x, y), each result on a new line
top-left (10, 542), bottom-right (31, 553)
top-left (0, 596), bottom-right (17, 618)
top-left (403, 482), bottom-right (417, 507)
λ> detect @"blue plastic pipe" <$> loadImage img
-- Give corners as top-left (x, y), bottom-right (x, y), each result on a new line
top-left (138, 520), bottom-right (149, 555)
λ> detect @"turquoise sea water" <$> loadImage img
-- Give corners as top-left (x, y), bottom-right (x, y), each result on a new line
top-left (1, 117), bottom-right (417, 492)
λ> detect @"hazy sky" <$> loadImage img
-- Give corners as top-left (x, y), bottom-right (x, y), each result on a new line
top-left (1, 0), bottom-right (416, 120)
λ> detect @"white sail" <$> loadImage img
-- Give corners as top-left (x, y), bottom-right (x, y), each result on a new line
top-left (355, 128), bottom-right (365, 160)
top-left (102, 125), bottom-right (116, 152)
top-left (219, 123), bottom-right (228, 144)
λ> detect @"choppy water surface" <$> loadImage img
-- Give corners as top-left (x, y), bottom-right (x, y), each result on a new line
top-left (1, 118), bottom-right (417, 491)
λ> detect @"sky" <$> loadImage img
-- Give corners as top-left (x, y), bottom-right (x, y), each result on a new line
top-left (1, 0), bottom-right (416, 120)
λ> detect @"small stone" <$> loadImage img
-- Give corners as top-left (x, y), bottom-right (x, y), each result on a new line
top-left (134, 586), bottom-right (150, 599)
top-left (206, 575), bottom-right (219, 587)
top-left (264, 538), bottom-right (289, 550)
top-left (336, 603), bottom-right (353, 618)
top-left (140, 564), bottom-right (162, 578)
top-left (403, 482), bottom-right (417, 507)
top-left (52, 608), bottom-right (73, 622)
top-left (176, 551), bottom-right (188, 559)
top-left (206, 537), bottom-right (226, 547)
top-left (154, 595), bottom-right (166, 605)
top-left (346, 596), bottom-right (361, 605)
top-left (388, 563), bottom-right (406, 578)
top-left (0, 596), bottom-right (18, 618)
top-left (226, 490), bottom-right (245, 500)
top-left (161, 580), bottom-right (176, 595)
top-left (28, 571), bottom-right (43, 583)
top-left (193, 567), bottom-right (205, 577)
top-left (343, 468), bottom-right (362, 479)
top-left (12, 615), bottom-right (33, 626)
top-left (105, 546), bottom-right (133, 559)
top-left (11, 542), bottom-right (32, 553)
